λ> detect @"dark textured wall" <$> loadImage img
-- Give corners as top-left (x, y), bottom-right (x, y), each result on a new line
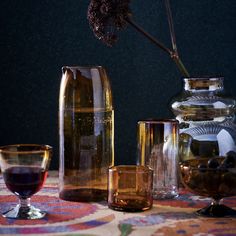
top-left (0, 0), bottom-right (236, 169)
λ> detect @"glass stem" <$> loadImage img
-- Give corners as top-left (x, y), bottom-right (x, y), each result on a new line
top-left (19, 197), bottom-right (31, 209)
top-left (212, 198), bottom-right (220, 206)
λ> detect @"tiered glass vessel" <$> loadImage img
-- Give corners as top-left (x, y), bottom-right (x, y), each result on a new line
top-left (172, 77), bottom-right (236, 217)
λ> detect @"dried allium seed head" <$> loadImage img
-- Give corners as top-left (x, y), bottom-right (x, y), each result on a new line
top-left (87, 0), bottom-right (132, 47)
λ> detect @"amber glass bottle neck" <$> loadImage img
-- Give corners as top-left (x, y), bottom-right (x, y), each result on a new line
top-left (184, 77), bottom-right (224, 92)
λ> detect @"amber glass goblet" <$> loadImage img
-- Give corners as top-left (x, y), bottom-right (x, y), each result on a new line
top-left (0, 144), bottom-right (52, 219)
top-left (180, 147), bottom-right (236, 217)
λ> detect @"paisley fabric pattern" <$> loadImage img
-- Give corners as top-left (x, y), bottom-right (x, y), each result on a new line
top-left (0, 171), bottom-right (235, 235)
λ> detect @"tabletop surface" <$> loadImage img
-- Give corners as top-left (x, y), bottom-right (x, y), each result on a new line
top-left (0, 171), bottom-right (236, 236)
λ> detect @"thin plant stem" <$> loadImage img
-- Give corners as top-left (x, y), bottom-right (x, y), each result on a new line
top-left (126, 17), bottom-right (172, 56)
top-left (171, 54), bottom-right (190, 78)
top-left (164, 0), bottom-right (190, 77)
top-left (126, 17), bottom-right (190, 77)
top-left (164, 0), bottom-right (178, 55)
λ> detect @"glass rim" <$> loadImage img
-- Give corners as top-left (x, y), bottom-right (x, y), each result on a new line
top-left (62, 65), bottom-right (104, 70)
top-left (109, 165), bottom-right (153, 174)
top-left (0, 144), bottom-right (53, 154)
top-left (138, 119), bottom-right (178, 124)
top-left (183, 77), bottom-right (224, 81)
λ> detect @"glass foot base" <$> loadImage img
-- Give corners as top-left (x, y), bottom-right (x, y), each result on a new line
top-left (153, 189), bottom-right (179, 200)
top-left (196, 204), bottom-right (236, 217)
top-left (2, 204), bottom-right (46, 219)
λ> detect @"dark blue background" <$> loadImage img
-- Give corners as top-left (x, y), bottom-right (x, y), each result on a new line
top-left (0, 0), bottom-right (236, 169)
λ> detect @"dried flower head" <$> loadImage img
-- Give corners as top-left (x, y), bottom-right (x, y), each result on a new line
top-left (87, 0), bottom-right (132, 47)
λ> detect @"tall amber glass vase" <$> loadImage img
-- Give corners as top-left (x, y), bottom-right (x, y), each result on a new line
top-left (59, 66), bottom-right (114, 202)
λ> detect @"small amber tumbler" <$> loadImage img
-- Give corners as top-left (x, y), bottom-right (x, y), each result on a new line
top-left (108, 165), bottom-right (153, 212)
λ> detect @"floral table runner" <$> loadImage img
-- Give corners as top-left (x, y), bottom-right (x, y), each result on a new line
top-left (0, 171), bottom-right (236, 236)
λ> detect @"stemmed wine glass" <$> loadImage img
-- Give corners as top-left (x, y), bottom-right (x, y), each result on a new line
top-left (179, 133), bottom-right (236, 217)
top-left (0, 144), bottom-right (52, 219)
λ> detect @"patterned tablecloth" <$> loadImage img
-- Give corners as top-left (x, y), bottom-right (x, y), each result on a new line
top-left (0, 171), bottom-right (236, 236)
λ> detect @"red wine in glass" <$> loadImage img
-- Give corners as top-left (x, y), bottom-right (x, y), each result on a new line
top-left (0, 144), bottom-right (52, 219)
top-left (3, 167), bottom-right (48, 198)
